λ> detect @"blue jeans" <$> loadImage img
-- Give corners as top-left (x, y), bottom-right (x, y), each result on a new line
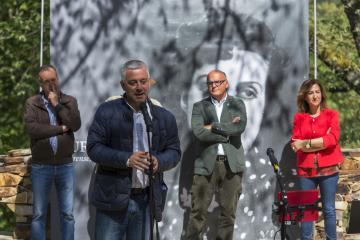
top-left (95, 192), bottom-right (150, 240)
top-left (31, 163), bottom-right (75, 240)
top-left (299, 173), bottom-right (339, 240)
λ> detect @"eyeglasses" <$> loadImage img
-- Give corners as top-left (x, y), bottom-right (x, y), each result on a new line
top-left (207, 80), bottom-right (226, 87)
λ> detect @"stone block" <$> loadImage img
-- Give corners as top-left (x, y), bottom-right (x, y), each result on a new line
top-left (27, 192), bottom-right (33, 204)
top-left (338, 219), bottom-right (343, 227)
top-left (0, 187), bottom-right (18, 198)
top-left (352, 182), bottom-right (360, 192)
top-left (336, 210), bottom-right (344, 220)
top-left (15, 216), bottom-right (28, 223)
top-left (0, 232), bottom-right (13, 240)
top-left (351, 192), bottom-right (360, 200)
top-left (315, 219), bottom-right (324, 228)
top-left (3, 156), bottom-right (25, 165)
top-left (337, 182), bottom-right (351, 195)
top-left (8, 149), bottom-right (31, 157)
top-left (345, 234), bottom-right (360, 239)
top-left (0, 164), bottom-right (29, 177)
top-left (349, 174), bottom-right (360, 182)
top-left (342, 158), bottom-right (355, 170)
top-left (0, 173), bottom-right (23, 187)
top-left (336, 201), bottom-right (348, 211)
top-left (354, 161), bottom-right (360, 170)
top-left (345, 194), bottom-right (353, 202)
top-left (336, 231), bottom-right (344, 239)
top-left (6, 204), bottom-right (32, 216)
top-left (0, 191), bottom-right (28, 204)
top-left (336, 193), bottom-right (344, 201)
top-left (349, 151), bottom-right (360, 158)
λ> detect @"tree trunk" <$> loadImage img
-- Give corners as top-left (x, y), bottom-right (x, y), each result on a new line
top-left (341, 0), bottom-right (360, 57)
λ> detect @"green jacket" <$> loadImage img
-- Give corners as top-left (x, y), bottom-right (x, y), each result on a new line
top-left (191, 95), bottom-right (247, 175)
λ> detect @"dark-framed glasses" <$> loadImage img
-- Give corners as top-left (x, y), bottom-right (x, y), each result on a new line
top-left (207, 80), bottom-right (226, 87)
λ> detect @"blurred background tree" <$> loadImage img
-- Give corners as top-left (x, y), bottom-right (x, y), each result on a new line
top-left (0, 1), bottom-right (357, 159)
top-left (0, 0), bottom-right (358, 233)
top-left (309, 0), bottom-right (360, 147)
top-left (0, 0), bottom-right (50, 232)
top-left (0, 0), bottom-right (50, 154)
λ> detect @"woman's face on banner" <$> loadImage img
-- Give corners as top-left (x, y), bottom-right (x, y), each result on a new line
top-left (185, 49), bottom-right (269, 152)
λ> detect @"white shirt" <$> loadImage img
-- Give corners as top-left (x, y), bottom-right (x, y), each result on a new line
top-left (211, 94), bottom-right (227, 155)
top-left (126, 101), bottom-right (152, 189)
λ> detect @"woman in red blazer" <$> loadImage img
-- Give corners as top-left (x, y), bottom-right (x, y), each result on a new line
top-left (291, 79), bottom-right (344, 240)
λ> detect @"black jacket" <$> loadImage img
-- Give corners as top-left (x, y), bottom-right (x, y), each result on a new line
top-left (86, 98), bottom-right (181, 221)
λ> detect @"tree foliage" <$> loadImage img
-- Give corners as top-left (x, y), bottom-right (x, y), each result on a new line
top-left (1, 0), bottom-right (356, 150)
top-left (0, 0), bottom-right (50, 231)
top-left (0, 0), bottom-right (50, 154)
top-left (342, 0), bottom-right (360, 57)
top-left (309, 0), bottom-right (360, 147)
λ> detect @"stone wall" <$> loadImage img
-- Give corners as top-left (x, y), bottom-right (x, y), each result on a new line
top-left (0, 149), bottom-right (32, 240)
top-left (1, 148), bottom-right (360, 239)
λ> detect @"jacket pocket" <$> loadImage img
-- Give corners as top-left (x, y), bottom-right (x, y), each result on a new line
top-left (91, 172), bottom-right (131, 211)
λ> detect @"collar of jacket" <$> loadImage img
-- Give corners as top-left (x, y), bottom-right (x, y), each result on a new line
top-left (122, 94), bottom-right (157, 116)
top-left (119, 96), bottom-right (160, 129)
top-left (204, 95), bottom-right (233, 106)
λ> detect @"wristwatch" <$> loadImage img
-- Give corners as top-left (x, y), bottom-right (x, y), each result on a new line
top-left (305, 140), bottom-right (311, 149)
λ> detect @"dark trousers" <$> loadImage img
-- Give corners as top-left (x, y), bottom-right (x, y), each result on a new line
top-left (185, 161), bottom-right (242, 240)
top-left (95, 191), bottom-right (150, 240)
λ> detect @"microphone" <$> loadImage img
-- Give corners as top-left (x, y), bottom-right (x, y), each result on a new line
top-left (140, 101), bottom-right (153, 132)
top-left (266, 148), bottom-right (279, 173)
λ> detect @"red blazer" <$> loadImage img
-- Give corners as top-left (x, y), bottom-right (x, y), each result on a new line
top-left (291, 108), bottom-right (344, 168)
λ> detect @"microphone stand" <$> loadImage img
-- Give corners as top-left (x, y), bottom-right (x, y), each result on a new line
top-left (275, 168), bottom-right (289, 240)
top-left (142, 103), bottom-right (160, 240)
top-left (268, 148), bottom-right (321, 239)
top-left (144, 120), bottom-right (156, 240)
top-left (267, 151), bottom-right (289, 240)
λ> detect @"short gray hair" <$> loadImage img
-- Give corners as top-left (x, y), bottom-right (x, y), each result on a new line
top-left (121, 60), bottom-right (150, 81)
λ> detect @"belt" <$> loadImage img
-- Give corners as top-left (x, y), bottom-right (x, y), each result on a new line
top-left (131, 187), bottom-right (149, 195)
top-left (216, 155), bottom-right (227, 161)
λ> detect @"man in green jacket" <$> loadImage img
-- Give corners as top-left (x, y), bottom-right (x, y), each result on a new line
top-left (186, 69), bottom-right (247, 240)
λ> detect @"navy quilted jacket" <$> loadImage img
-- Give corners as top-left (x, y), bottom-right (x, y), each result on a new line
top-left (86, 98), bottom-right (181, 221)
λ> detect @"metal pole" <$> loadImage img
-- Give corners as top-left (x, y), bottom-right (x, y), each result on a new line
top-left (40, 0), bottom-right (44, 67)
top-left (314, 0), bottom-right (317, 79)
